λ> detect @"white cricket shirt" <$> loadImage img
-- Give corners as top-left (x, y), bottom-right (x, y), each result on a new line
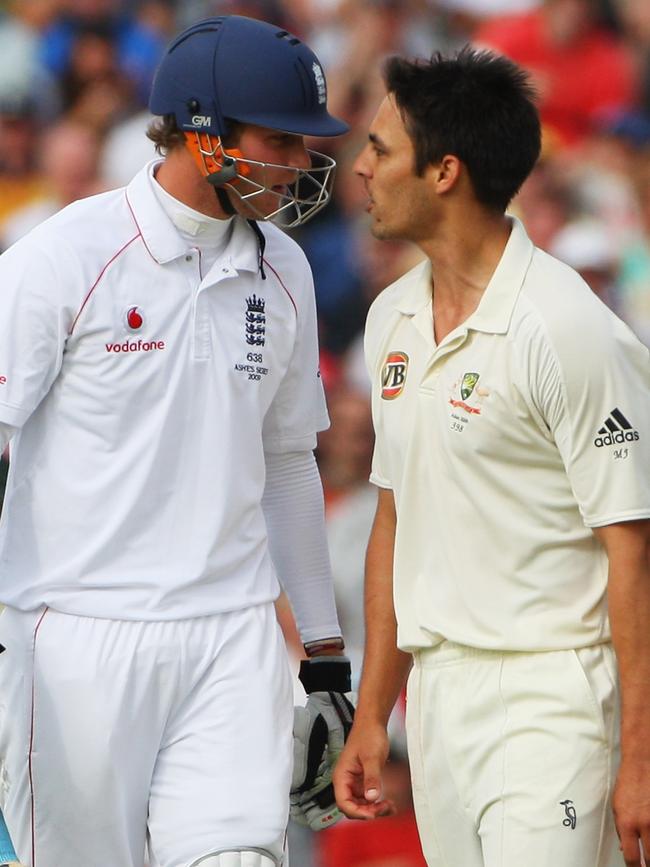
top-left (366, 218), bottom-right (650, 652)
top-left (0, 161), bottom-right (329, 619)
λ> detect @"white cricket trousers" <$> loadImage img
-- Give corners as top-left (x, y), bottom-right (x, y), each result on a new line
top-left (0, 604), bottom-right (293, 867)
top-left (406, 641), bottom-right (624, 867)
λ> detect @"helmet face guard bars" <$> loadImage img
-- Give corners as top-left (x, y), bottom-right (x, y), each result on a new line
top-left (186, 131), bottom-right (337, 228)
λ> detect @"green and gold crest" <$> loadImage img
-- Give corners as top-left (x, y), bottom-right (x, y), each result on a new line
top-left (460, 372), bottom-right (479, 400)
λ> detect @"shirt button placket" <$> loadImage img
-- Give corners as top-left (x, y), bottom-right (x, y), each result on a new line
top-left (188, 253), bottom-right (212, 360)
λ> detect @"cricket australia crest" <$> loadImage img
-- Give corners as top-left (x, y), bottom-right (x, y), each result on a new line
top-left (245, 294), bottom-right (266, 346)
top-left (460, 372), bottom-right (479, 400)
top-left (448, 370), bottom-right (487, 430)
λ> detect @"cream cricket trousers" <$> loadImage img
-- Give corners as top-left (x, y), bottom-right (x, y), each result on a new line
top-left (406, 641), bottom-right (624, 867)
top-left (0, 604), bottom-right (293, 867)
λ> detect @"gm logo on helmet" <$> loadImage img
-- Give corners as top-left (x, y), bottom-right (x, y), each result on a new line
top-left (191, 115), bottom-right (212, 127)
top-left (381, 351), bottom-right (409, 400)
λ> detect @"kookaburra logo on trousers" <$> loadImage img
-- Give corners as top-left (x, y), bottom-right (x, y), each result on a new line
top-left (560, 799), bottom-right (577, 829)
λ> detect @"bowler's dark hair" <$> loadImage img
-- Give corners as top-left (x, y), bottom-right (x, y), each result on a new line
top-left (383, 47), bottom-right (541, 212)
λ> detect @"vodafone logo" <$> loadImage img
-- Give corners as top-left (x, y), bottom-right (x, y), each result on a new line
top-left (108, 305), bottom-right (164, 353)
top-left (0, 374), bottom-right (6, 386)
top-left (125, 306), bottom-right (144, 331)
top-left (106, 339), bottom-right (165, 353)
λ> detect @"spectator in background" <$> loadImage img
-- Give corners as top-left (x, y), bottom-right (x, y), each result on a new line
top-left (434, 0), bottom-right (541, 50)
top-left (613, 0), bottom-right (650, 114)
top-left (617, 160), bottom-right (650, 346)
top-left (1, 119), bottom-right (104, 251)
top-left (0, 96), bottom-right (49, 234)
top-left (175, 0), bottom-right (292, 31)
top-left (315, 0), bottom-right (443, 134)
top-left (51, 21), bottom-right (141, 134)
top-left (475, 0), bottom-right (638, 148)
top-left (550, 216), bottom-right (622, 309)
top-left (39, 0), bottom-right (167, 107)
top-left (566, 109), bottom-right (647, 249)
top-left (317, 385), bottom-right (375, 514)
top-left (100, 108), bottom-right (158, 188)
top-left (0, 0), bottom-right (60, 120)
top-left (134, 0), bottom-right (177, 39)
top-left (510, 159), bottom-right (575, 250)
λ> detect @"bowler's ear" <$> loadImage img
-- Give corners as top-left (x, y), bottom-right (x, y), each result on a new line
top-left (429, 154), bottom-right (462, 194)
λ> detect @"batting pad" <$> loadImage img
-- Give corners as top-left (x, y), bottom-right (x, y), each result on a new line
top-left (0, 811), bottom-right (19, 865)
top-left (191, 848), bottom-right (280, 867)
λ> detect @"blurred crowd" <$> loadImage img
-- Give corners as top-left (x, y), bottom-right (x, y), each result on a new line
top-left (1, 0), bottom-right (650, 864)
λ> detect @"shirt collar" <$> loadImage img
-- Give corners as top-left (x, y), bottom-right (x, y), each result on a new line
top-left (464, 216), bottom-right (534, 333)
top-left (125, 159), bottom-right (260, 273)
top-left (393, 258), bottom-right (433, 316)
top-left (393, 217), bottom-right (534, 334)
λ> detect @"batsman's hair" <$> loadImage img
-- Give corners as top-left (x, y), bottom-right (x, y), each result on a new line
top-left (146, 114), bottom-right (185, 154)
top-left (383, 47), bottom-right (541, 212)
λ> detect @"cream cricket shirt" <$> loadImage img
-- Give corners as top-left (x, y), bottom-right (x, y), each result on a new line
top-left (366, 218), bottom-right (650, 652)
top-left (0, 162), bottom-right (328, 619)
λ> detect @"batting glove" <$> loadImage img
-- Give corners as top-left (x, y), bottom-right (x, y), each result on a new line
top-left (290, 656), bottom-right (355, 831)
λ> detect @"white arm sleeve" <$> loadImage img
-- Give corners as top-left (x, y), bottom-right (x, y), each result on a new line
top-left (0, 421), bottom-right (17, 455)
top-left (262, 449), bottom-right (342, 645)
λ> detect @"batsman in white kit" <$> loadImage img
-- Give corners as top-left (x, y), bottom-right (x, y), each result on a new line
top-left (0, 15), bottom-right (353, 867)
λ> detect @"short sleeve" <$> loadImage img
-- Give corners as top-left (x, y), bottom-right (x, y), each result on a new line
top-left (0, 237), bottom-right (70, 428)
top-left (533, 298), bottom-right (650, 527)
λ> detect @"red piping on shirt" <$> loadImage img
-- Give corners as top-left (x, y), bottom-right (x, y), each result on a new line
top-left (125, 190), bottom-right (159, 265)
top-left (68, 235), bottom-right (140, 335)
top-left (263, 258), bottom-right (297, 316)
top-left (29, 607), bottom-right (49, 867)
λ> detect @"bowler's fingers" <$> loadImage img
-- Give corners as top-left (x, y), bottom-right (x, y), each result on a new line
top-left (618, 826), bottom-right (650, 867)
top-left (336, 784), bottom-right (395, 820)
top-left (360, 756), bottom-right (382, 804)
top-left (333, 754), bottom-right (396, 820)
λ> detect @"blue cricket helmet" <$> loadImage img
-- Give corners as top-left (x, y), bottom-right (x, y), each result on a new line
top-left (149, 15), bottom-right (349, 139)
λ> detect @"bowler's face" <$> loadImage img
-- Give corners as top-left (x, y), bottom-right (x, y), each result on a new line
top-left (354, 95), bottom-right (434, 243)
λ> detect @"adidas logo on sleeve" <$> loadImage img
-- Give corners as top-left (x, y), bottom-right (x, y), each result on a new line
top-left (594, 408), bottom-right (640, 447)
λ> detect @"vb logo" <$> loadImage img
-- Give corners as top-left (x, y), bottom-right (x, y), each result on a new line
top-left (381, 351), bottom-right (409, 400)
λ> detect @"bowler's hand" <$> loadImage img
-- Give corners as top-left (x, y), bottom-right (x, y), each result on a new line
top-left (333, 720), bottom-right (396, 820)
top-left (613, 758), bottom-right (650, 866)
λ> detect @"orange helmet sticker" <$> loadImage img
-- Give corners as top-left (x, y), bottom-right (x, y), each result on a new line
top-left (183, 132), bottom-right (250, 180)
